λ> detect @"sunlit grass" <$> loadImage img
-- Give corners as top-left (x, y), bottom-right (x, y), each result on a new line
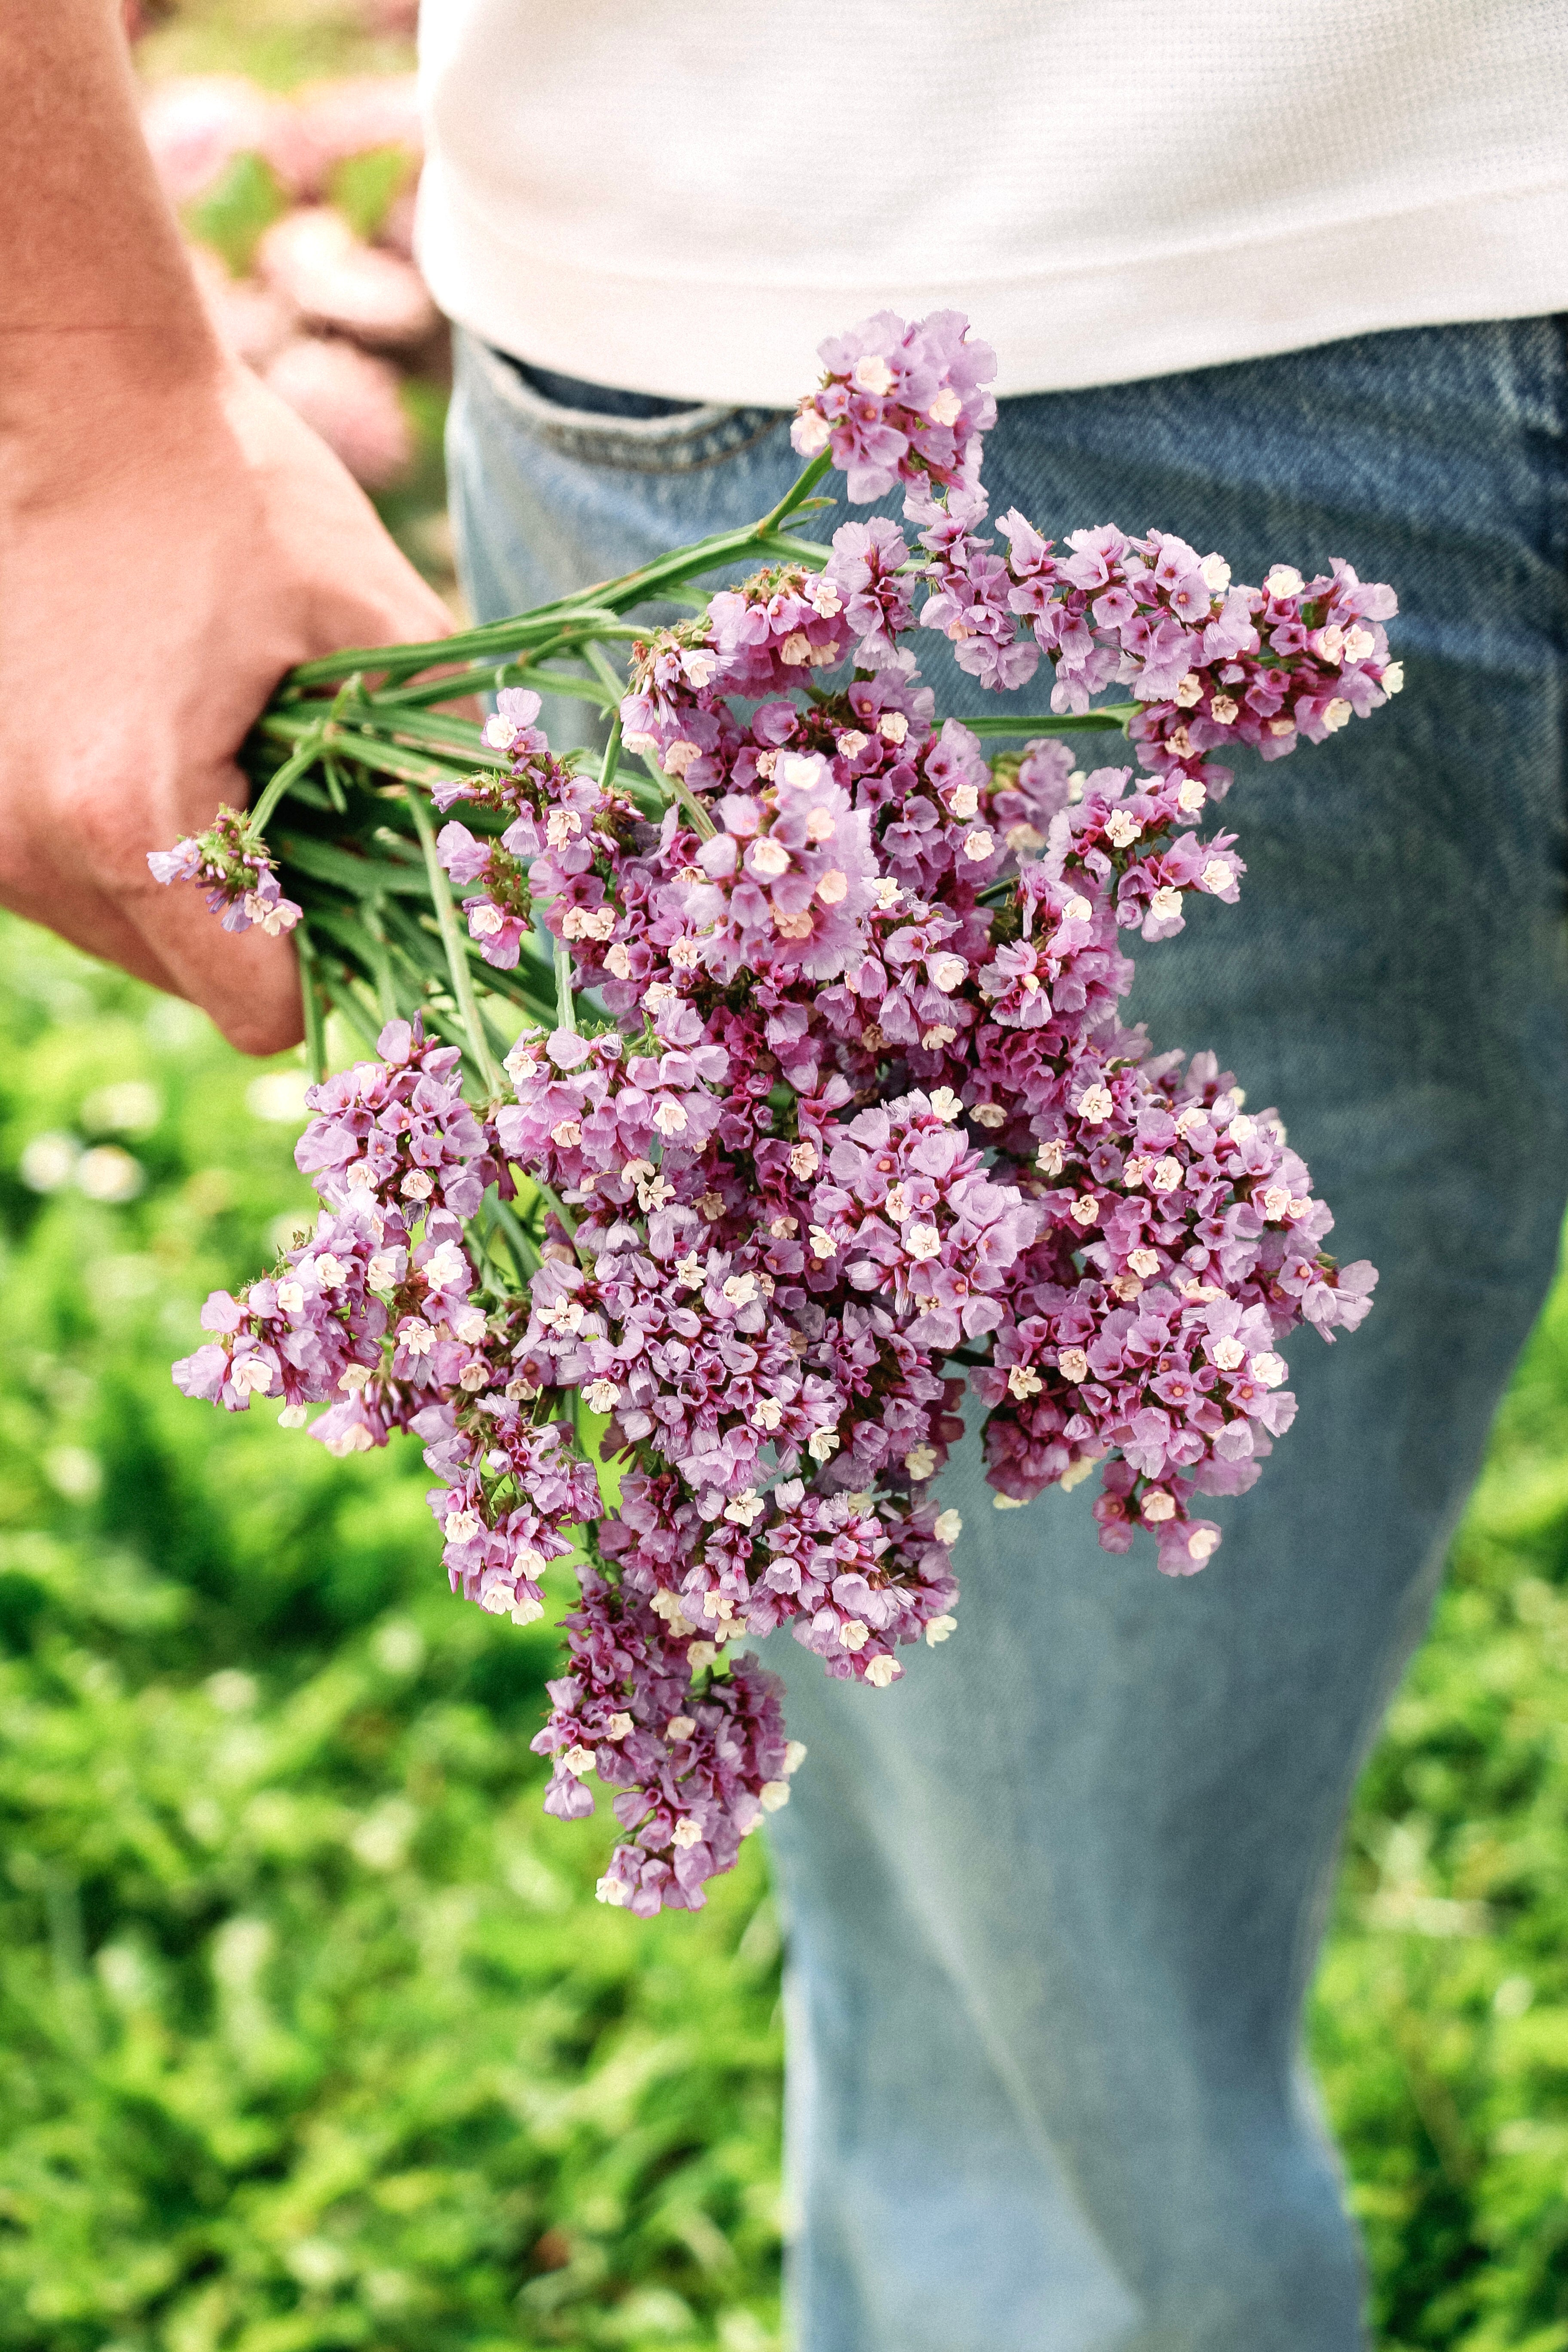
top-left (2, 910), bottom-right (1565, 2347)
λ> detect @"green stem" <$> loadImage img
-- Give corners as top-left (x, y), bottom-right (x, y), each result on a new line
top-left (583, 646), bottom-right (628, 800)
top-left (380, 664), bottom-right (620, 718)
top-left (402, 784), bottom-right (503, 1098)
top-left (367, 628), bottom-right (648, 713)
top-left (511, 665), bottom-right (620, 708)
top-left (258, 712), bottom-right (475, 795)
top-left (361, 902), bottom-right (400, 1023)
top-left (295, 922), bottom-right (327, 1084)
top-left (750, 528), bottom-right (833, 570)
top-left (375, 895), bottom-right (558, 1033)
top-left (536, 1177), bottom-right (578, 1239)
top-left (964, 705), bottom-right (1139, 738)
top-left (338, 704), bottom-right (496, 760)
top-left (285, 607), bottom-right (633, 692)
top-left (489, 1193), bottom-right (542, 1281)
top-left (597, 710), bottom-right (624, 797)
top-left (248, 725), bottom-right (327, 834)
top-left (754, 449), bottom-right (833, 535)
top-left (321, 973), bottom-right (387, 1059)
top-left (584, 641), bottom-right (624, 706)
top-left (649, 753), bottom-right (717, 841)
top-left (372, 637), bottom-right (572, 710)
top-left (279, 514), bottom-right (833, 695)
top-left (554, 940), bottom-right (576, 1033)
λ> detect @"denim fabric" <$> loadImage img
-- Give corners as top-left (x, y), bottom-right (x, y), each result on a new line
top-left (447, 319), bottom-right (1568, 2351)
top-left (502, 354), bottom-right (701, 424)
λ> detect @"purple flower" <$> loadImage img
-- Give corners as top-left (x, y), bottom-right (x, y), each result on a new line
top-left (147, 806), bottom-right (302, 934)
top-left (162, 303), bottom-right (1393, 1915)
top-left (793, 309), bottom-right (998, 502)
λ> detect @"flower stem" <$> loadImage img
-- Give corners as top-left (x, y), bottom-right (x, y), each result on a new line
top-left (402, 784), bottom-right (503, 1098)
top-left (485, 1191), bottom-right (542, 1283)
top-left (360, 901), bottom-right (401, 1023)
top-left (249, 724), bottom-right (327, 835)
top-left (964, 705), bottom-right (1138, 738)
top-left (554, 940), bottom-right (576, 1033)
top-left (755, 450), bottom-right (833, 536)
top-left (536, 1177), bottom-right (578, 1239)
top-left (280, 524), bottom-right (833, 695)
top-left (597, 711), bottom-right (624, 796)
top-left (295, 922), bottom-right (328, 1084)
top-left (640, 751), bottom-right (717, 841)
top-left (584, 640), bottom-right (623, 707)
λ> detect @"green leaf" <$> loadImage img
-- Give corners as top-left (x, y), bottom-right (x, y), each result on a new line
top-left (327, 146), bottom-right (415, 242)
top-left (181, 150), bottom-right (287, 277)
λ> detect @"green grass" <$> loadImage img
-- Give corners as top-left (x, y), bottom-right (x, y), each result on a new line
top-left (0, 919), bottom-right (782, 2352)
top-left (2, 915), bottom-right (1565, 2349)
top-left (1308, 1316), bottom-right (1568, 2350)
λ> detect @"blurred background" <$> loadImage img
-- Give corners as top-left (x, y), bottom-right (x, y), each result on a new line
top-left (0, 5), bottom-right (1564, 2347)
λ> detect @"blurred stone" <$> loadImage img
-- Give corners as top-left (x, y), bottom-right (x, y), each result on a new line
top-left (262, 334), bottom-right (415, 488)
top-left (19, 1133), bottom-right (80, 1193)
top-left (245, 1069), bottom-right (313, 1125)
top-left (285, 75), bottom-right (424, 196)
top-left (257, 205), bottom-right (437, 347)
top-left (81, 1080), bottom-right (162, 1136)
top-left (140, 72), bottom-right (287, 205)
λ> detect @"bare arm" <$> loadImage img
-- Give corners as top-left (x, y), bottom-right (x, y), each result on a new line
top-left (0, 0), bottom-right (453, 1052)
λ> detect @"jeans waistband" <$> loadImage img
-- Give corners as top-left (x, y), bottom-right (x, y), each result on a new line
top-left (480, 338), bottom-right (783, 473)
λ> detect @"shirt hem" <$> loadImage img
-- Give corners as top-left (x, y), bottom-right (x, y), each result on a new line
top-left (415, 169), bottom-right (1568, 405)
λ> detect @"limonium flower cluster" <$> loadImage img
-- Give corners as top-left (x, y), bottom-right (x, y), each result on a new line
top-left (148, 808), bottom-right (304, 938)
top-left (153, 309), bottom-right (1393, 1911)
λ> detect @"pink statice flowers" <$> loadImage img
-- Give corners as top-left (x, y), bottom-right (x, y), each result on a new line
top-left (154, 309), bottom-right (1391, 1911)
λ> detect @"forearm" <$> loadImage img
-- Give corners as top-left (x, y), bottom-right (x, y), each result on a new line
top-left (0, 0), bottom-right (217, 421)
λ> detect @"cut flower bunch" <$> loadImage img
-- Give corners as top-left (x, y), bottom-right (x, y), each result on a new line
top-left (153, 311), bottom-right (1393, 1914)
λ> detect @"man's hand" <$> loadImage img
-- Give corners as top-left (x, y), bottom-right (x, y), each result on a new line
top-left (0, 360), bottom-right (453, 1054)
top-left (0, 0), bottom-right (452, 1054)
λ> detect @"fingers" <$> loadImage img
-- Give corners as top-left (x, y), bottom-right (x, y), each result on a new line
top-left (303, 536), bottom-right (456, 665)
top-left (0, 851), bottom-right (288, 1056)
top-left (225, 366), bottom-right (456, 660)
top-left (119, 814), bottom-right (306, 1056)
top-left (7, 365), bottom-right (456, 1055)
top-left (124, 880), bottom-right (306, 1055)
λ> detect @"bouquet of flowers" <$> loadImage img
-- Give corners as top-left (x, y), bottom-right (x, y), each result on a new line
top-left (153, 311), bottom-right (1393, 1914)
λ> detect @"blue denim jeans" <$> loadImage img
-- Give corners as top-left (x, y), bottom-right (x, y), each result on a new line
top-left (447, 321), bottom-right (1568, 2351)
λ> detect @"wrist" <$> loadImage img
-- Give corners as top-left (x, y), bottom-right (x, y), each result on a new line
top-left (1, 321), bottom-right (235, 509)
top-left (0, 0), bottom-right (223, 428)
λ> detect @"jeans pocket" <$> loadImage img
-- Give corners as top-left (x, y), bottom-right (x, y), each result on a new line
top-left (468, 334), bottom-right (783, 476)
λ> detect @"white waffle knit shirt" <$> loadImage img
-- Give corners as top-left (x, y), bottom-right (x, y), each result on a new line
top-left (415, 0), bottom-right (1568, 404)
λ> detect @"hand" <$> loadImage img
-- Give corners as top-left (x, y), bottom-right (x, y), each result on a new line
top-left (0, 353), bottom-right (453, 1054)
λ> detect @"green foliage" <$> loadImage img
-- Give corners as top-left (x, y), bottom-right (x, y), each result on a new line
top-left (0, 918), bottom-right (783, 2352)
top-left (1308, 1279), bottom-right (1568, 2352)
top-left (0, 908), bottom-right (1564, 2348)
top-left (138, 1), bottom-right (415, 94)
top-left (182, 151), bottom-right (288, 278)
top-left (375, 380), bottom-right (458, 588)
top-left (328, 147), bottom-right (415, 243)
